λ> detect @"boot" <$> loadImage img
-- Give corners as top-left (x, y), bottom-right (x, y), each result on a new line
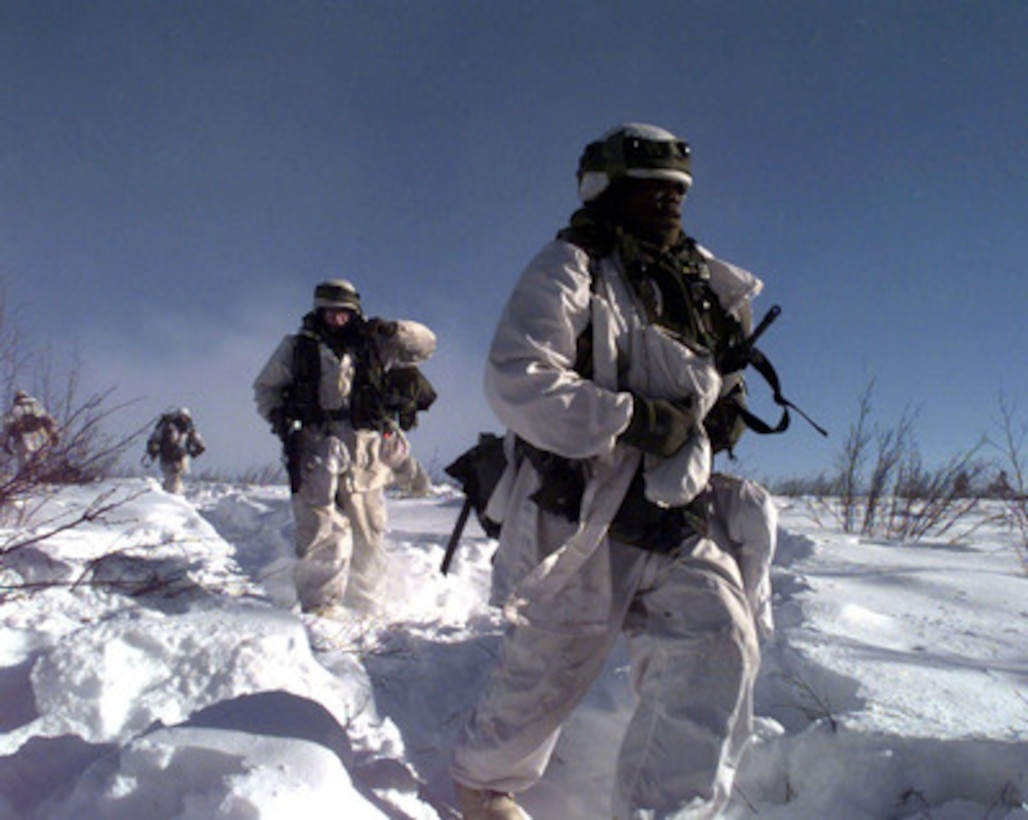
top-left (454, 781), bottom-right (526, 819)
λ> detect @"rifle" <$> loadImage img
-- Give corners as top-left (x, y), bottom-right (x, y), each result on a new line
top-left (716, 304), bottom-right (781, 375)
top-left (440, 433), bottom-right (506, 575)
top-left (281, 419), bottom-right (304, 494)
top-left (718, 304), bottom-right (828, 439)
top-left (441, 497), bottom-right (473, 576)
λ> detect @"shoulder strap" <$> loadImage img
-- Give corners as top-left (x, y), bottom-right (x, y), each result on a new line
top-left (282, 332), bottom-right (324, 425)
top-left (292, 332), bottom-right (321, 385)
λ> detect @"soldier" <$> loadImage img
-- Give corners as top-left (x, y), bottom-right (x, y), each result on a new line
top-left (253, 279), bottom-right (436, 615)
top-left (2, 390), bottom-right (58, 473)
top-left (145, 408), bottom-right (206, 494)
top-left (450, 124), bottom-right (778, 819)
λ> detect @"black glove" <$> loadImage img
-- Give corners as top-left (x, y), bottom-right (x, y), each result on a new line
top-left (619, 394), bottom-right (697, 458)
top-left (365, 316), bottom-right (399, 338)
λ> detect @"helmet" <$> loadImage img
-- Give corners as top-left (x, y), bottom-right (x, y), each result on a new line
top-left (576, 123), bottom-right (692, 202)
top-left (313, 279), bottom-right (362, 315)
top-left (13, 390), bottom-right (29, 402)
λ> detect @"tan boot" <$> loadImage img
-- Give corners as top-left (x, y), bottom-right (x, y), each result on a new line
top-left (454, 781), bottom-right (526, 819)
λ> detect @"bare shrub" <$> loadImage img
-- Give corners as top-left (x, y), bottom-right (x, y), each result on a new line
top-left (0, 283), bottom-right (145, 560)
top-left (990, 392), bottom-right (1028, 574)
top-left (769, 472), bottom-right (836, 498)
top-left (862, 403), bottom-right (917, 536)
top-left (1, 384), bottom-right (145, 502)
top-left (834, 381), bottom-right (874, 533)
top-left (1, 484), bottom-right (145, 557)
top-left (820, 381), bottom-right (986, 542)
top-left (194, 462), bottom-right (286, 486)
top-left (883, 446), bottom-right (989, 541)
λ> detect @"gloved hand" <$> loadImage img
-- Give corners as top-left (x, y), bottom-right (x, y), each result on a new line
top-left (365, 316), bottom-right (399, 338)
top-left (619, 394), bottom-right (697, 458)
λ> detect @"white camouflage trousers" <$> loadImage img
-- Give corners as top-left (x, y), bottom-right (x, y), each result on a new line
top-left (452, 531), bottom-right (760, 819)
top-left (159, 459), bottom-right (187, 495)
top-left (291, 433), bottom-right (388, 613)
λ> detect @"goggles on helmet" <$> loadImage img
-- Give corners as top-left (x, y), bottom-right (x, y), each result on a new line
top-left (577, 124), bottom-right (692, 201)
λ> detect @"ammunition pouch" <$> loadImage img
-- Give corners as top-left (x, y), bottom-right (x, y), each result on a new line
top-left (281, 383), bottom-right (322, 428)
top-left (351, 365), bottom-right (437, 432)
top-left (16, 415), bottom-right (46, 434)
top-left (610, 469), bottom-right (711, 553)
top-left (381, 367), bottom-right (438, 431)
top-left (186, 436), bottom-right (205, 458)
top-left (515, 438), bottom-right (586, 523)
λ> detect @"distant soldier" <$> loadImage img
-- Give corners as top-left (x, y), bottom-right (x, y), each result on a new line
top-left (253, 278), bottom-right (437, 615)
top-left (2, 390), bottom-right (58, 472)
top-left (145, 408), bottom-right (206, 494)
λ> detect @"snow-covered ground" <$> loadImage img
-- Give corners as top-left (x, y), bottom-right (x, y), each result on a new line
top-left (1, 477), bottom-right (1026, 819)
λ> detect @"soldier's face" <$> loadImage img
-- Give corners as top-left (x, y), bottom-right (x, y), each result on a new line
top-left (322, 308), bottom-right (356, 328)
top-left (619, 178), bottom-right (686, 248)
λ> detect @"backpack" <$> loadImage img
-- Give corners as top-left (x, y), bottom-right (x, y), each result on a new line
top-left (284, 326), bottom-right (437, 432)
top-left (157, 416), bottom-right (190, 461)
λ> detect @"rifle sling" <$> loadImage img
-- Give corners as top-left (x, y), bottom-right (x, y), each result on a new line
top-left (741, 347), bottom-right (828, 438)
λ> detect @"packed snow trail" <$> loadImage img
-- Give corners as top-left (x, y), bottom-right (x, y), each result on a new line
top-left (1, 480), bottom-right (1025, 818)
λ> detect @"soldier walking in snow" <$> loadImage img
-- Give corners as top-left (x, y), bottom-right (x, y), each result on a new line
top-left (145, 408), bottom-right (206, 494)
top-left (2, 390), bottom-right (58, 473)
top-left (253, 279), bottom-right (436, 616)
top-left (450, 124), bottom-right (778, 819)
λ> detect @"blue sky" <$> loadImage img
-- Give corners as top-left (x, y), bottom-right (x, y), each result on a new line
top-left (2, 1), bottom-right (1026, 481)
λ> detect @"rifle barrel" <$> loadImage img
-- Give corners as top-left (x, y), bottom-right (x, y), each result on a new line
top-left (749, 304), bottom-right (781, 346)
top-left (441, 497), bottom-right (473, 575)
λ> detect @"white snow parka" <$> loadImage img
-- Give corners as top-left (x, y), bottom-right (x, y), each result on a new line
top-left (483, 238), bottom-right (766, 631)
top-left (253, 318), bottom-right (436, 492)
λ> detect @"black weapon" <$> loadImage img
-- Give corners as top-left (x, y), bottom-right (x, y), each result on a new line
top-left (716, 304), bottom-right (782, 375)
top-left (281, 420), bottom-right (304, 494)
top-left (748, 304), bottom-right (781, 346)
top-left (440, 497), bottom-right (473, 576)
top-left (722, 305), bottom-right (828, 439)
top-left (439, 433), bottom-right (506, 575)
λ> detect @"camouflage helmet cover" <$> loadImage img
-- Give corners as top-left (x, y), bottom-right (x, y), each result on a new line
top-left (577, 123), bottom-right (692, 202)
top-left (313, 279), bottom-right (363, 315)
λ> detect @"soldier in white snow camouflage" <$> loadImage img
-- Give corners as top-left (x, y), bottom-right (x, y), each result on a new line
top-left (253, 279), bottom-right (436, 616)
top-left (451, 124), bottom-right (778, 820)
top-left (2, 390), bottom-right (58, 473)
top-left (145, 408), bottom-right (206, 494)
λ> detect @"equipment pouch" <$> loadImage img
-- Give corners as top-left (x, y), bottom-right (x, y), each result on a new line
top-left (514, 438), bottom-right (586, 523)
top-left (444, 433), bottom-right (507, 538)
